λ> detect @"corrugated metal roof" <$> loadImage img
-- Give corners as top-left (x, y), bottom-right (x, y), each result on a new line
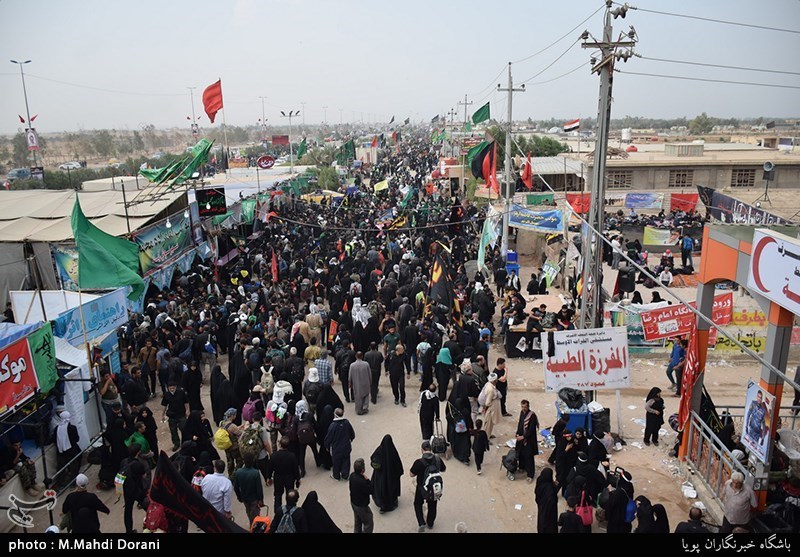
top-left (529, 156), bottom-right (586, 176)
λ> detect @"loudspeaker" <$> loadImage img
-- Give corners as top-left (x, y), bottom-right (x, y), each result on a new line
top-left (763, 169), bottom-right (774, 181)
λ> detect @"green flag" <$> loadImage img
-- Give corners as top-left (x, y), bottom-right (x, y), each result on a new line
top-left (28, 323), bottom-right (58, 394)
top-left (336, 139), bottom-right (355, 165)
top-left (138, 167), bottom-right (162, 182)
top-left (241, 199), bottom-right (256, 224)
top-left (71, 197), bottom-right (144, 300)
top-left (296, 138), bottom-right (307, 159)
top-left (472, 102), bottom-right (490, 125)
top-left (149, 156), bottom-right (189, 186)
top-left (399, 187), bottom-right (414, 208)
top-left (169, 139), bottom-right (214, 187)
top-left (477, 211), bottom-right (499, 274)
top-left (465, 122), bottom-right (472, 133)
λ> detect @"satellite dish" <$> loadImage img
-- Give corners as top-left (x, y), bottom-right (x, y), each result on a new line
top-left (764, 161), bottom-right (774, 172)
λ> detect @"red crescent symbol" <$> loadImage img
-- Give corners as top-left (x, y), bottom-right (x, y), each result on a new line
top-left (752, 235), bottom-right (776, 293)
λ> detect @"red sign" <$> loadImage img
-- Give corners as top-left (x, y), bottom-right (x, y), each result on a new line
top-left (670, 193), bottom-right (699, 213)
top-left (257, 156), bottom-right (275, 169)
top-left (566, 193), bottom-right (591, 214)
top-left (640, 292), bottom-right (733, 342)
top-left (272, 135), bottom-right (289, 146)
top-left (0, 337), bottom-right (39, 415)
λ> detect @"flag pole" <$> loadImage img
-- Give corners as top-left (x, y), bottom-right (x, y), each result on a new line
top-left (220, 78), bottom-right (230, 173)
top-left (74, 193), bottom-right (99, 401)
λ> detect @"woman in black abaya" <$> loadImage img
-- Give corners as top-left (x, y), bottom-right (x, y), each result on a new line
top-left (606, 471), bottom-right (635, 533)
top-left (302, 491), bottom-right (342, 533)
top-left (181, 410), bottom-right (219, 461)
top-left (210, 365), bottom-right (236, 425)
top-left (370, 434), bottom-right (404, 513)
top-left (315, 404), bottom-right (335, 470)
top-left (535, 467), bottom-right (559, 533)
top-left (417, 384), bottom-right (440, 441)
top-left (446, 397), bottom-right (473, 464)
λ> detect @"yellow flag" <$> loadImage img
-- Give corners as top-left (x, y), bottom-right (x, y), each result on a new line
top-left (373, 180), bottom-right (389, 192)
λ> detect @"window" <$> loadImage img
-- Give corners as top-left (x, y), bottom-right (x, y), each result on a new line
top-left (606, 171), bottom-right (632, 189)
top-left (668, 170), bottom-right (694, 188)
top-left (730, 168), bottom-right (755, 188)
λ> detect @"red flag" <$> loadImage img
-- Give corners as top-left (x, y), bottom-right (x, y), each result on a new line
top-left (521, 152), bottom-right (533, 190)
top-left (265, 211), bottom-right (277, 222)
top-left (18, 115), bottom-right (25, 123)
top-left (371, 135), bottom-right (378, 148)
top-left (677, 323), bottom-right (701, 430)
top-left (328, 319), bottom-right (339, 344)
top-left (30, 114), bottom-right (37, 122)
top-left (484, 143), bottom-right (500, 194)
top-left (271, 250), bottom-right (279, 283)
top-left (202, 80), bottom-right (224, 124)
top-left (391, 130), bottom-right (397, 142)
top-left (342, 299), bottom-right (349, 312)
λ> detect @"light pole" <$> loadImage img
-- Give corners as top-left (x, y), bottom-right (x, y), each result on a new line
top-left (187, 86), bottom-right (198, 137)
top-left (300, 102), bottom-right (306, 127)
top-left (280, 110), bottom-right (300, 176)
top-left (259, 96), bottom-right (268, 141)
top-left (322, 105), bottom-right (329, 125)
top-left (10, 59), bottom-right (37, 170)
top-left (339, 109), bottom-right (344, 126)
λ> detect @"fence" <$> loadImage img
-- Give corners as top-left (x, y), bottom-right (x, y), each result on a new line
top-left (716, 405), bottom-right (800, 433)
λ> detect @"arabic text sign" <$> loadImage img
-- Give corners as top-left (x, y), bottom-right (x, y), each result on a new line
top-left (0, 336), bottom-right (39, 416)
top-left (625, 192), bottom-right (664, 209)
top-left (642, 226), bottom-right (680, 246)
top-left (640, 292), bottom-right (733, 342)
top-left (508, 205), bottom-right (563, 233)
top-left (541, 327), bottom-right (630, 392)
top-left (132, 212), bottom-right (194, 275)
top-left (53, 288), bottom-right (129, 347)
top-left (747, 228), bottom-right (800, 316)
top-left (741, 380), bottom-right (775, 464)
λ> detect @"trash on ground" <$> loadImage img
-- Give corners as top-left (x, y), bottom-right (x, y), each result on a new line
top-left (515, 504), bottom-right (523, 510)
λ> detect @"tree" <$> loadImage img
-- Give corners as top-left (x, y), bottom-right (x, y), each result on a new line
top-left (91, 130), bottom-right (116, 158)
top-left (317, 166), bottom-right (340, 191)
top-left (689, 112), bottom-right (714, 135)
top-left (302, 145), bottom-right (338, 166)
top-left (132, 130), bottom-right (145, 152)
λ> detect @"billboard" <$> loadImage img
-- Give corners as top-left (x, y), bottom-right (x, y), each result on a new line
top-left (541, 327), bottom-right (630, 392)
top-left (741, 380), bottom-right (775, 464)
top-left (640, 292), bottom-right (733, 342)
top-left (747, 228), bottom-right (800, 315)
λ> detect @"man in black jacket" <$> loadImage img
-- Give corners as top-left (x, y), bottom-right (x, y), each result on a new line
top-left (61, 473), bottom-right (110, 533)
top-left (402, 317), bottom-right (420, 375)
top-left (515, 399), bottom-right (539, 483)
top-left (409, 440), bottom-right (446, 532)
top-left (674, 508), bottom-right (711, 534)
top-left (348, 458), bottom-right (374, 533)
top-left (335, 340), bottom-right (356, 403)
top-left (124, 367), bottom-right (150, 412)
top-left (364, 342), bottom-right (384, 404)
top-left (324, 408), bottom-right (355, 481)
top-left (268, 437), bottom-right (300, 512)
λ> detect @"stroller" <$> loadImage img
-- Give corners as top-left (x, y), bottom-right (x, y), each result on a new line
top-left (501, 447), bottom-right (519, 481)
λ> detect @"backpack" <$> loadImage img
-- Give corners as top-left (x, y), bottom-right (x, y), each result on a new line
top-left (624, 493), bottom-right (637, 523)
top-left (260, 367), bottom-right (275, 394)
top-left (284, 414), bottom-right (299, 443)
top-left (477, 383), bottom-right (489, 408)
top-left (191, 469), bottom-right (206, 492)
top-left (297, 418), bottom-right (316, 446)
top-left (266, 400), bottom-right (287, 427)
top-left (178, 344), bottom-right (193, 362)
top-left (242, 398), bottom-right (259, 423)
top-left (422, 458), bottom-right (444, 502)
top-left (239, 424), bottom-right (264, 461)
top-left (275, 505), bottom-right (297, 533)
top-left (213, 424), bottom-right (232, 451)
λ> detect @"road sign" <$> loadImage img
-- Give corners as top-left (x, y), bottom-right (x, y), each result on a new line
top-left (257, 155), bottom-right (275, 169)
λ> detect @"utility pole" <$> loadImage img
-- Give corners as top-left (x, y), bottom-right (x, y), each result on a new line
top-left (447, 108), bottom-right (457, 157)
top-left (322, 105), bottom-right (329, 125)
top-left (497, 63), bottom-right (525, 256)
top-left (10, 59), bottom-right (38, 172)
top-left (187, 86), bottom-right (198, 137)
top-left (457, 94), bottom-right (473, 194)
top-left (300, 102), bottom-right (307, 127)
top-left (259, 96), bottom-right (268, 141)
top-left (280, 110), bottom-right (300, 176)
top-left (578, 0), bottom-right (637, 330)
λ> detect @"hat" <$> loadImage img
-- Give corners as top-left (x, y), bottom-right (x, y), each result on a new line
top-left (487, 372), bottom-right (498, 382)
top-left (75, 473), bottom-right (89, 488)
top-left (665, 249), bottom-right (671, 255)
top-left (308, 368), bottom-right (320, 383)
top-left (252, 337), bottom-right (260, 345)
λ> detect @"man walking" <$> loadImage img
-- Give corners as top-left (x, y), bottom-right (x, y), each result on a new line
top-left (161, 382), bottom-right (188, 452)
top-left (60, 473), bottom-right (110, 533)
top-left (324, 407), bottom-right (355, 481)
top-left (349, 351), bottom-right (372, 415)
top-left (515, 400), bottom-right (539, 483)
top-left (335, 340), bottom-right (356, 403)
top-left (200, 460), bottom-right (233, 520)
top-left (387, 344), bottom-right (408, 407)
top-left (349, 458), bottom-right (374, 533)
top-left (364, 342), bottom-right (384, 404)
top-left (409, 440), bottom-right (446, 532)
top-left (268, 437), bottom-right (301, 512)
top-left (233, 453), bottom-right (264, 527)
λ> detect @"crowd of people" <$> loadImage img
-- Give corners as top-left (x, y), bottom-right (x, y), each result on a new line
top-left (1, 133), bottom-right (735, 535)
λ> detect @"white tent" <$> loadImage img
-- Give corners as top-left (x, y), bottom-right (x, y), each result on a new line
top-left (9, 290), bottom-right (99, 324)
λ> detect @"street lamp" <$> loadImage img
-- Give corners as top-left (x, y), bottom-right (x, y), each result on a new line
top-left (10, 59), bottom-right (38, 170)
top-left (259, 96), bottom-right (268, 141)
top-left (280, 110), bottom-right (300, 176)
top-left (187, 86), bottom-right (198, 136)
top-left (322, 105), bottom-right (329, 125)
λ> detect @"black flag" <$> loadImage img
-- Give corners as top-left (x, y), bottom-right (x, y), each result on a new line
top-left (389, 115), bottom-right (395, 124)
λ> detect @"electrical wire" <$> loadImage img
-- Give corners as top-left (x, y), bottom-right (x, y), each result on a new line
top-left (519, 38), bottom-right (583, 85)
top-left (621, 3), bottom-right (800, 35)
top-left (506, 131), bottom-right (800, 391)
top-left (638, 55), bottom-right (800, 77)
top-left (616, 69), bottom-right (800, 90)
top-left (512, 3), bottom-right (605, 64)
top-left (524, 62), bottom-right (587, 86)
top-left (468, 65), bottom-right (508, 100)
top-left (25, 74), bottom-right (186, 97)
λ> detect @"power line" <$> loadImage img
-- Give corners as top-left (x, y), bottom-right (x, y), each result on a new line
top-left (25, 74), bottom-right (186, 97)
top-left (520, 38), bottom-right (583, 85)
top-left (468, 66), bottom-right (508, 100)
top-left (525, 62), bottom-right (587, 86)
top-left (512, 3), bottom-right (605, 64)
top-left (620, 3), bottom-right (800, 35)
top-left (617, 69), bottom-right (800, 90)
top-left (638, 55), bottom-right (800, 77)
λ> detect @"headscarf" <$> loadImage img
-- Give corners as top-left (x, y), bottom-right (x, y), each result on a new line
top-left (645, 387), bottom-right (662, 401)
top-left (223, 408), bottom-right (237, 421)
top-left (417, 387), bottom-right (437, 413)
top-left (534, 467), bottom-right (556, 504)
top-left (295, 400), bottom-right (309, 421)
top-left (436, 347), bottom-right (452, 365)
top-left (56, 411), bottom-right (72, 452)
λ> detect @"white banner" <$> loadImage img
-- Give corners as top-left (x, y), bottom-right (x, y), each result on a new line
top-left (542, 327), bottom-right (631, 392)
top-left (747, 228), bottom-right (800, 316)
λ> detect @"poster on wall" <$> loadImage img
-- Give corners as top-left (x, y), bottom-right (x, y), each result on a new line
top-left (541, 327), bottom-right (630, 392)
top-left (132, 212), bottom-right (194, 275)
top-left (642, 226), bottom-right (681, 246)
top-left (741, 380), bottom-right (775, 464)
top-left (747, 228), bottom-right (800, 316)
top-left (640, 292), bottom-right (733, 342)
top-left (196, 188), bottom-right (227, 217)
top-left (625, 192), bottom-right (664, 209)
top-left (51, 244), bottom-right (79, 291)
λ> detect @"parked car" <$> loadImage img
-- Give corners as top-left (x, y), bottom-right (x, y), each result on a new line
top-left (6, 168), bottom-right (31, 182)
top-left (59, 161), bottom-right (82, 170)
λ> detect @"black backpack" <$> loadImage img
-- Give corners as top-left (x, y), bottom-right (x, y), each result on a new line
top-left (422, 458), bottom-right (444, 502)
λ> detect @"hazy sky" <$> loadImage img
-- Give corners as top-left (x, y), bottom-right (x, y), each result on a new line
top-left (1, 0), bottom-right (798, 135)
